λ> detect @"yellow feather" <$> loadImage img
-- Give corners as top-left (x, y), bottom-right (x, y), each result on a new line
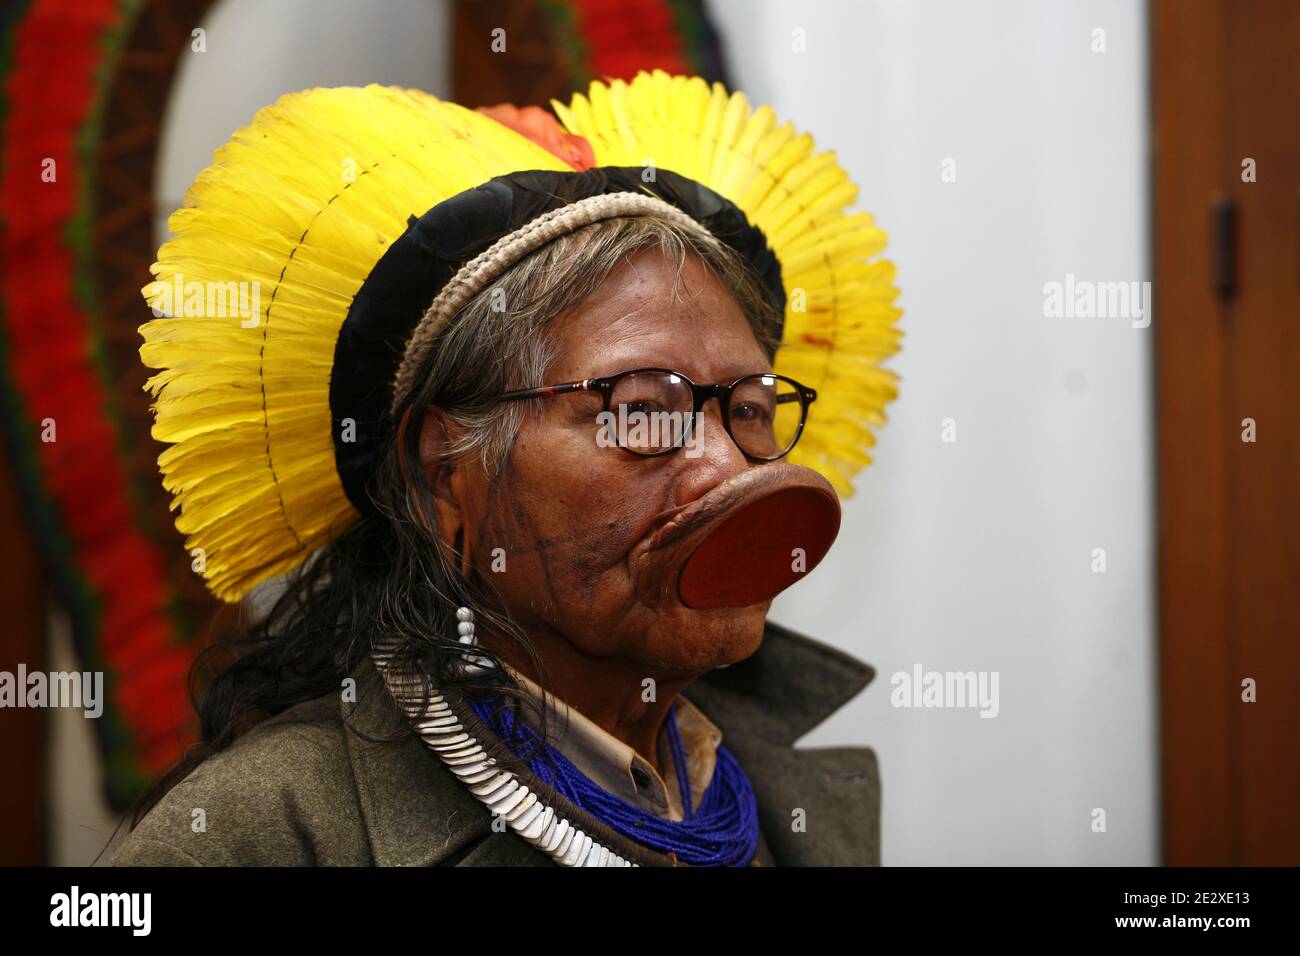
top-left (141, 85), bottom-right (567, 601)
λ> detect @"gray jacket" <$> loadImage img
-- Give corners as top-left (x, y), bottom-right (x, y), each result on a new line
top-left (112, 620), bottom-right (880, 866)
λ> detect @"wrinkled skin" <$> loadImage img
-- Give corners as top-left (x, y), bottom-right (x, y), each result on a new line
top-left (421, 249), bottom-right (832, 768)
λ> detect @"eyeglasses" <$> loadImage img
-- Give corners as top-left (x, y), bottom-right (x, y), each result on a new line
top-left (498, 367), bottom-right (817, 460)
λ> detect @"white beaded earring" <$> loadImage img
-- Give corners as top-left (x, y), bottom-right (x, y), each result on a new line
top-left (454, 600), bottom-right (493, 674)
top-left (456, 604), bottom-right (476, 645)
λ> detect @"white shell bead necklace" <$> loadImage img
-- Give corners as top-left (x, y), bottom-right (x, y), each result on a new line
top-left (371, 606), bottom-right (637, 867)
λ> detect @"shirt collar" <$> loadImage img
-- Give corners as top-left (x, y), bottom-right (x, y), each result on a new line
top-left (502, 663), bottom-right (723, 822)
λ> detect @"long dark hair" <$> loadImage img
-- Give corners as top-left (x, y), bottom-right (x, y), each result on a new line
top-left (128, 215), bottom-right (781, 827)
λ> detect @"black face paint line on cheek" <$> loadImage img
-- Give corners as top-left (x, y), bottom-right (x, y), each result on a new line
top-left (535, 505), bottom-right (646, 620)
top-left (479, 464), bottom-right (636, 624)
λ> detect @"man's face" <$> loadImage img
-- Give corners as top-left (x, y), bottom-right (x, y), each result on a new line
top-left (448, 249), bottom-right (806, 675)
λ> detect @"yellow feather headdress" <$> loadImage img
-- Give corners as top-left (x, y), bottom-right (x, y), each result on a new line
top-left (140, 70), bottom-right (901, 602)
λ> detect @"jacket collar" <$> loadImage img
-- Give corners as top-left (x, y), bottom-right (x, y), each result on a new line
top-left (340, 618), bottom-right (876, 866)
top-left (686, 618), bottom-right (876, 747)
top-left (340, 660), bottom-right (495, 866)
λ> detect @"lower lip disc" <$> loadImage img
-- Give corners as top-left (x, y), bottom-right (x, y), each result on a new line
top-left (676, 485), bottom-right (842, 609)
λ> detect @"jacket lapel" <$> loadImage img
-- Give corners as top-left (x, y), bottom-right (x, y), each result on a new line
top-left (340, 660), bottom-right (494, 866)
top-left (687, 619), bottom-right (878, 747)
top-left (717, 732), bottom-right (881, 865)
top-left (685, 620), bottom-right (882, 865)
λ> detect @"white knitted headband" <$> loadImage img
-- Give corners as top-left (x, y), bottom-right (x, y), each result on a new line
top-left (389, 191), bottom-right (722, 413)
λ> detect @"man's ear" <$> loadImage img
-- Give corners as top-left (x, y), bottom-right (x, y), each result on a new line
top-left (417, 407), bottom-right (476, 576)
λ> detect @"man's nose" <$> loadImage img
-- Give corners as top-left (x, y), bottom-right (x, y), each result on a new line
top-left (671, 399), bottom-right (750, 508)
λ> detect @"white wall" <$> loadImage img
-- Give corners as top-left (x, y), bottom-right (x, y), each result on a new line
top-left (709, 0), bottom-right (1157, 864)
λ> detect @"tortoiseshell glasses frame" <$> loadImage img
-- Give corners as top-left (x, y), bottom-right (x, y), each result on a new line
top-left (497, 366), bottom-right (817, 461)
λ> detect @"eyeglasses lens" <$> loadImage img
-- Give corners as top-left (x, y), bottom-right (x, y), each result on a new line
top-left (728, 374), bottom-right (802, 458)
top-left (608, 371), bottom-right (695, 453)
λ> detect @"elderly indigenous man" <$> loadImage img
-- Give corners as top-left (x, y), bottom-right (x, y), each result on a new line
top-left (114, 72), bottom-right (901, 867)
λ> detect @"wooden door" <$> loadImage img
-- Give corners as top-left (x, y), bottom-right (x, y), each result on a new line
top-left (1153, 0), bottom-right (1300, 865)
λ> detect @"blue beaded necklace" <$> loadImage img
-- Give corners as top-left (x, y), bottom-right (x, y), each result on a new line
top-left (468, 695), bottom-right (759, 866)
